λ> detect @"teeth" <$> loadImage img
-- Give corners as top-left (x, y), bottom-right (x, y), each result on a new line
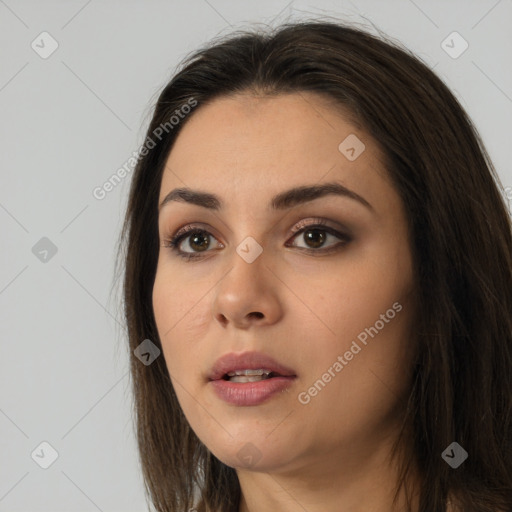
top-left (226, 369), bottom-right (273, 377)
top-left (229, 374), bottom-right (272, 383)
top-left (225, 369), bottom-right (274, 383)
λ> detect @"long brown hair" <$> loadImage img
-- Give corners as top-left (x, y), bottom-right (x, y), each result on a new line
top-left (115, 19), bottom-right (512, 512)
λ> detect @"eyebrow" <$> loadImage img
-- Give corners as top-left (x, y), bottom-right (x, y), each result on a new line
top-left (158, 182), bottom-right (374, 214)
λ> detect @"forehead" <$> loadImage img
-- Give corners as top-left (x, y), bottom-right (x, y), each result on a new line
top-left (159, 92), bottom-right (389, 206)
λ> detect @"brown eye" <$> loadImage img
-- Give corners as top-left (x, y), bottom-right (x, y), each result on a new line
top-left (186, 231), bottom-right (211, 252)
top-left (288, 225), bottom-right (349, 252)
top-left (172, 229), bottom-right (221, 254)
top-left (302, 228), bottom-right (327, 249)
top-left (164, 221), bottom-right (350, 262)
top-left (163, 226), bottom-right (224, 260)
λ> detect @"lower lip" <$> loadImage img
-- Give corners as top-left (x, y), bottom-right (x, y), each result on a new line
top-left (210, 376), bottom-right (296, 406)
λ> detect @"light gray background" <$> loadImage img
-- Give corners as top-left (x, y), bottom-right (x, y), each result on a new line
top-left (1, 1), bottom-right (511, 511)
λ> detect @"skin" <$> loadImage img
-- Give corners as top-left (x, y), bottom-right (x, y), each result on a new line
top-left (153, 92), bottom-right (422, 512)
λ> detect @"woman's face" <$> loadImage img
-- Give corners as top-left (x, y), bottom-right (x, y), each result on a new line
top-left (153, 92), bottom-right (416, 474)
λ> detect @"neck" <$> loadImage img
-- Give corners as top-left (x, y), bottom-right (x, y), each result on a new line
top-left (236, 432), bottom-right (420, 512)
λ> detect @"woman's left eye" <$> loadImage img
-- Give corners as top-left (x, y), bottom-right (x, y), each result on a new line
top-left (162, 220), bottom-right (350, 261)
top-left (287, 225), bottom-right (349, 252)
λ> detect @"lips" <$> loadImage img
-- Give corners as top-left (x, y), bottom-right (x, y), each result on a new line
top-left (208, 351), bottom-right (297, 381)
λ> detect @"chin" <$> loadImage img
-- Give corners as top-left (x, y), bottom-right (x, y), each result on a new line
top-left (200, 431), bottom-right (296, 473)
top-left (215, 447), bottom-right (285, 472)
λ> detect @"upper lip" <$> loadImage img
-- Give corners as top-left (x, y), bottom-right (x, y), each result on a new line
top-left (208, 351), bottom-right (297, 381)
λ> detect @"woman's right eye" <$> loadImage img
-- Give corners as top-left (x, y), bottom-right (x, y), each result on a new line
top-left (163, 227), bottom-right (223, 261)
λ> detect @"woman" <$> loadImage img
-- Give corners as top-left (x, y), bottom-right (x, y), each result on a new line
top-left (117, 20), bottom-right (512, 512)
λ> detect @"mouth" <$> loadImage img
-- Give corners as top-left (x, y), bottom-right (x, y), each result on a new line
top-left (208, 352), bottom-right (297, 406)
top-left (208, 351), bottom-right (297, 382)
top-left (221, 369), bottom-right (287, 383)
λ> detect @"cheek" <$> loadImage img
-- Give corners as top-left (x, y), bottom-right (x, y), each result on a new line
top-left (152, 267), bottom-right (211, 375)
top-left (153, 267), bottom-right (186, 326)
top-left (153, 259), bottom-right (210, 329)
top-left (292, 243), bottom-right (415, 392)
top-left (308, 254), bottom-right (411, 340)
top-left (152, 272), bottom-right (213, 424)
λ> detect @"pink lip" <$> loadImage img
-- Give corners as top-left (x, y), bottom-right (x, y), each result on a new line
top-left (210, 377), bottom-right (296, 406)
top-left (208, 351), bottom-right (297, 406)
top-left (208, 351), bottom-right (297, 381)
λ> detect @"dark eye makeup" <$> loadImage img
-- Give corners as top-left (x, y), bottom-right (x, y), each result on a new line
top-left (161, 217), bottom-right (352, 262)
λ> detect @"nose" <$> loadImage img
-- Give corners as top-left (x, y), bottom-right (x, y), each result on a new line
top-left (211, 245), bottom-right (283, 329)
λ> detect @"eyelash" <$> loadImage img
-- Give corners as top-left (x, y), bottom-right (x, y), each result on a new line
top-left (162, 218), bottom-right (351, 261)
